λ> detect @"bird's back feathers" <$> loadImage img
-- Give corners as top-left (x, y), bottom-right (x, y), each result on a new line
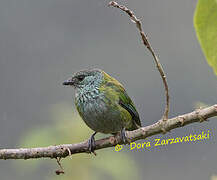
top-left (100, 71), bottom-right (141, 130)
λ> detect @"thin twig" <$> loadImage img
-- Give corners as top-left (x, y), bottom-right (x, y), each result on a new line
top-left (0, 104), bottom-right (216, 160)
top-left (108, 1), bottom-right (170, 120)
top-left (55, 157), bottom-right (65, 175)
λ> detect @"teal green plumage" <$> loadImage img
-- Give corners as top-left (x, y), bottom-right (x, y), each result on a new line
top-left (63, 69), bottom-right (141, 135)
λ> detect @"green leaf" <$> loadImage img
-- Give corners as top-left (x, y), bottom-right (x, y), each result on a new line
top-left (194, 0), bottom-right (217, 76)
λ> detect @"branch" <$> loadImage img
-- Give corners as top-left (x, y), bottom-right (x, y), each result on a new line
top-left (0, 105), bottom-right (216, 160)
top-left (108, 1), bottom-right (170, 120)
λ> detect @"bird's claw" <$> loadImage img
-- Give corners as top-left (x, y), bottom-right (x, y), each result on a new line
top-left (88, 132), bottom-right (97, 155)
top-left (121, 128), bottom-right (130, 144)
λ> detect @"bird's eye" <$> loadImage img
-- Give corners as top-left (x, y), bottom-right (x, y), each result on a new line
top-left (77, 75), bottom-right (85, 81)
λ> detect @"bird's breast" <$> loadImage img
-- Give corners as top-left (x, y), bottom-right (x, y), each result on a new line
top-left (76, 89), bottom-right (108, 118)
top-left (75, 89), bottom-right (124, 133)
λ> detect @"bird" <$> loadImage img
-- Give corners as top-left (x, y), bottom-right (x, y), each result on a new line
top-left (63, 68), bottom-right (141, 153)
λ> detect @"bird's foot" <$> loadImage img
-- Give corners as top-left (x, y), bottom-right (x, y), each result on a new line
top-left (87, 132), bottom-right (97, 155)
top-left (120, 128), bottom-right (130, 144)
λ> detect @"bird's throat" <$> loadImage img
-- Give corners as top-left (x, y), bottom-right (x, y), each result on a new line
top-left (75, 74), bottom-right (103, 104)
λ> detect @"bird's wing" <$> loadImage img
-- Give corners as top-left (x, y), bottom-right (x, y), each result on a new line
top-left (118, 88), bottom-right (141, 128)
top-left (102, 72), bottom-right (141, 129)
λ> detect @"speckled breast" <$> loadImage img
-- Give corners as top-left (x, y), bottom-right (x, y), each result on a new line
top-left (75, 90), bottom-right (124, 134)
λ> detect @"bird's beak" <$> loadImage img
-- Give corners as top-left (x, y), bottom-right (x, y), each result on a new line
top-left (62, 78), bottom-right (75, 86)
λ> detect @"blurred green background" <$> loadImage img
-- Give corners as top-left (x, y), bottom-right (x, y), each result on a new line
top-left (0, 0), bottom-right (217, 179)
